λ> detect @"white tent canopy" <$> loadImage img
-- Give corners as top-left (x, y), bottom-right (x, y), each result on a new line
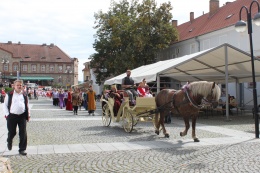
top-left (105, 43), bottom-right (260, 85)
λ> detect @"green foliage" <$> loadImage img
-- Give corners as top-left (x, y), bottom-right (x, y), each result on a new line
top-left (4, 87), bottom-right (13, 92)
top-left (90, 0), bottom-right (178, 85)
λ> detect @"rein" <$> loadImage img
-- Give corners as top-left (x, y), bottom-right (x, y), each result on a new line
top-left (184, 89), bottom-right (203, 109)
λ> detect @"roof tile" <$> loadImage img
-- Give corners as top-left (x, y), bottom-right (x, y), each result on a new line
top-left (0, 43), bottom-right (72, 62)
top-left (177, 0), bottom-right (259, 42)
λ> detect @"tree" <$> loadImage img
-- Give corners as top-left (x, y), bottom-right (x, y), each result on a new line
top-left (90, 0), bottom-right (178, 85)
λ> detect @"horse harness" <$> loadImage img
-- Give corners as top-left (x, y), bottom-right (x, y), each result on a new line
top-left (157, 84), bottom-right (214, 114)
top-left (171, 89), bottom-right (204, 112)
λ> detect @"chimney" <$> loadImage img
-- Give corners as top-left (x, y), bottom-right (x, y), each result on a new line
top-left (42, 43), bottom-right (47, 46)
top-left (190, 12), bottom-right (194, 23)
top-left (7, 41), bottom-right (12, 44)
top-left (18, 41), bottom-right (21, 45)
top-left (50, 43), bottom-right (54, 47)
top-left (172, 20), bottom-right (178, 27)
top-left (209, 0), bottom-right (219, 16)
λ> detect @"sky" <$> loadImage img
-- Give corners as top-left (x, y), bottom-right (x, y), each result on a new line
top-left (0, 0), bottom-right (235, 81)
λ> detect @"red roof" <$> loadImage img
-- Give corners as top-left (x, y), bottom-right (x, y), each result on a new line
top-left (0, 42), bottom-right (72, 63)
top-left (177, 0), bottom-right (259, 42)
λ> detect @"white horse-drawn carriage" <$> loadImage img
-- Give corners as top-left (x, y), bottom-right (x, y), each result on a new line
top-left (101, 94), bottom-right (156, 133)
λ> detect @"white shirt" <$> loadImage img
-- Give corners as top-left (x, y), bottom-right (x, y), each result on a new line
top-left (3, 90), bottom-right (30, 116)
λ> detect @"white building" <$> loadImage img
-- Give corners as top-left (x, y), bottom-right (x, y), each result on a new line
top-left (158, 0), bottom-right (260, 108)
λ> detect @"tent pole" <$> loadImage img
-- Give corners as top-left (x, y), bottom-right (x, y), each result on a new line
top-left (225, 45), bottom-right (231, 121)
top-left (236, 78), bottom-right (239, 109)
top-left (157, 75), bottom-right (160, 94)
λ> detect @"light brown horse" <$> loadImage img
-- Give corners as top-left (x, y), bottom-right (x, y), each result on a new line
top-left (154, 81), bottom-right (221, 142)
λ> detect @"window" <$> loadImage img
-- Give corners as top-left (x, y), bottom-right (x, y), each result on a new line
top-left (41, 65), bottom-right (45, 72)
top-left (176, 83), bottom-right (181, 89)
top-left (172, 48), bottom-right (180, 58)
top-left (248, 82), bottom-right (255, 88)
top-left (190, 43), bottom-right (196, 54)
top-left (58, 66), bottom-right (63, 72)
top-left (65, 66), bottom-right (72, 73)
top-left (22, 64), bottom-right (27, 72)
top-left (203, 39), bottom-right (210, 50)
top-left (50, 65), bottom-right (54, 72)
top-left (32, 65), bottom-right (37, 72)
top-left (13, 65), bottom-right (18, 71)
top-left (4, 64), bottom-right (8, 71)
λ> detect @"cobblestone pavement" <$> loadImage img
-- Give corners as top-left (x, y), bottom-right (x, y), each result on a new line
top-left (0, 97), bottom-right (260, 173)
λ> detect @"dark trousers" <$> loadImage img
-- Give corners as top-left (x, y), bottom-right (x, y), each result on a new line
top-left (88, 110), bottom-right (94, 114)
top-left (7, 113), bottom-right (27, 152)
top-left (64, 98), bottom-right (68, 107)
top-left (53, 98), bottom-right (59, 106)
top-left (73, 106), bottom-right (78, 114)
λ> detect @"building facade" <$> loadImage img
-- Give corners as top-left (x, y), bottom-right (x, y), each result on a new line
top-left (0, 41), bottom-right (78, 88)
top-left (82, 61), bottom-right (91, 82)
top-left (157, 0), bottom-right (260, 107)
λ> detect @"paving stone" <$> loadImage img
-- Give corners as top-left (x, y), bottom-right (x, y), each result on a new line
top-left (0, 97), bottom-right (260, 173)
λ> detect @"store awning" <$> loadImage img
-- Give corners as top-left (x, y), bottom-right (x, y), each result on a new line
top-left (7, 76), bottom-right (54, 81)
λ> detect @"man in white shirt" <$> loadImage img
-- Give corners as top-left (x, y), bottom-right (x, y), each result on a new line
top-left (3, 80), bottom-right (30, 156)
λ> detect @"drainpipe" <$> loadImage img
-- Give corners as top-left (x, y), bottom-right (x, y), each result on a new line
top-left (195, 36), bottom-right (200, 51)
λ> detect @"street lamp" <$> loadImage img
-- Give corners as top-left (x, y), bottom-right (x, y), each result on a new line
top-left (18, 60), bottom-right (22, 80)
top-left (235, 0), bottom-right (260, 138)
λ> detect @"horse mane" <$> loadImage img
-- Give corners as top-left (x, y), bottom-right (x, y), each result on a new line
top-left (188, 81), bottom-right (221, 100)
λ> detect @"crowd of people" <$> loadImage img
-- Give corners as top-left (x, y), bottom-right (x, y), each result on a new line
top-left (50, 86), bottom-right (97, 116)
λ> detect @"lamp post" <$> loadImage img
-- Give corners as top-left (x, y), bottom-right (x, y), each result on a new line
top-left (235, 0), bottom-right (260, 138)
top-left (18, 60), bottom-right (22, 80)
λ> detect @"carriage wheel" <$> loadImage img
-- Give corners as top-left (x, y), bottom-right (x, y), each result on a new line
top-left (123, 109), bottom-right (133, 133)
top-left (133, 117), bottom-right (139, 126)
top-left (102, 104), bottom-right (111, 127)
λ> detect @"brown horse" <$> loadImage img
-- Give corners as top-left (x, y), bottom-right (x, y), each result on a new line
top-left (154, 81), bottom-right (221, 142)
